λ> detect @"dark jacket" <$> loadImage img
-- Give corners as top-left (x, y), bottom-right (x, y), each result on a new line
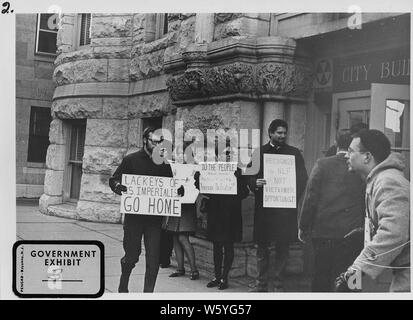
top-left (109, 148), bottom-right (173, 226)
top-left (206, 168), bottom-right (250, 243)
top-left (249, 142), bottom-right (308, 243)
top-left (325, 145), bottom-right (337, 157)
top-left (299, 153), bottom-right (365, 239)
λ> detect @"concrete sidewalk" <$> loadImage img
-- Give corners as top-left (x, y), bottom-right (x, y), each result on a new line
top-left (16, 199), bottom-right (252, 293)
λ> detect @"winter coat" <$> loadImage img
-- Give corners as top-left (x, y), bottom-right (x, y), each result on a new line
top-left (249, 142), bottom-right (308, 243)
top-left (299, 153), bottom-right (365, 239)
top-left (205, 168), bottom-right (250, 243)
top-left (351, 153), bottom-right (410, 291)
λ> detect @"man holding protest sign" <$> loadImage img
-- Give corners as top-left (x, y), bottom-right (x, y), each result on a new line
top-left (109, 127), bottom-right (175, 293)
top-left (249, 119), bottom-right (308, 292)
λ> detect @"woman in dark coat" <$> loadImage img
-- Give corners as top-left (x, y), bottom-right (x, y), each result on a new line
top-left (203, 148), bottom-right (250, 290)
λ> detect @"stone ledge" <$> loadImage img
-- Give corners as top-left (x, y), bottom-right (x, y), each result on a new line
top-left (53, 78), bottom-right (168, 100)
top-left (16, 184), bottom-right (44, 199)
top-left (47, 202), bottom-right (79, 220)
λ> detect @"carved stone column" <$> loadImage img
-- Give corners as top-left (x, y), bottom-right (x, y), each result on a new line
top-left (262, 101), bottom-right (285, 142)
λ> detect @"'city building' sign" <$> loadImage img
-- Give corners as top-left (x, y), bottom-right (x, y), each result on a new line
top-left (333, 48), bottom-right (410, 92)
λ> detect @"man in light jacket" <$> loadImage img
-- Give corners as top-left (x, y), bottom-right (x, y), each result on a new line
top-left (336, 129), bottom-right (410, 292)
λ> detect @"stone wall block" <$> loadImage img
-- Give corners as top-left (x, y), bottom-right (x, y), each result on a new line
top-left (44, 169), bottom-right (64, 196)
top-left (92, 16), bottom-right (133, 38)
top-left (130, 50), bottom-right (165, 81)
top-left (39, 194), bottom-right (63, 214)
top-left (54, 59), bottom-right (107, 85)
top-left (127, 119), bottom-right (141, 149)
top-left (45, 144), bottom-right (66, 171)
top-left (77, 200), bottom-right (122, 223)
top-left (55, 48), bottom-right (94, 67)
top-left (214, 18), bottom-right (243, 41)
top-left (93, 46), bottom-right (131, 59)
top-left (82, 146), bottom-right (126, 174)
top-left (49, 119), bottom-right (67, 145)
top-left (128, 92), bottom-right (170, 118)
top-left (52, 98), bottom-right (103, 119)
top-left (132, 14), bottom-right (146, 34)
top-left (176, 16), bottom-right (196, 50)
top-left (85, 119), bottom-right (128, 147)
top-left (102, 97), bottom-right (129, 119)
top-left (79, 173), bottom-right (119, 203)
top-left (91, 37), bottom-right (132, 47)
top-left (108, 59), bottom-right (130, 82)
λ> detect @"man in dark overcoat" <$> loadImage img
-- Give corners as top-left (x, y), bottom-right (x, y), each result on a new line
top-left (248, 119), bottom-right (308, 292)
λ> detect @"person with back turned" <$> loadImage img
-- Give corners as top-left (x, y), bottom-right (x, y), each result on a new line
top-left (299, 131), bottom-right (365, 291)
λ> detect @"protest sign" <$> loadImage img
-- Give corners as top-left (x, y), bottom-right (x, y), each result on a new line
top-left (199, 162), bottom-right (237, 194)
top-left (170, 162), bottom-right (200, 204)
top-left (120, 174), bottom-right (181, 216)
top-left (263, 154), bottom-right (296, 208)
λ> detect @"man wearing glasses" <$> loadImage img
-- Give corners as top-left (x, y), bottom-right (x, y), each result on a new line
top-left (109, 126), bottom-right (173, 293)
top-left (335, 129), bottom-right (410, 292)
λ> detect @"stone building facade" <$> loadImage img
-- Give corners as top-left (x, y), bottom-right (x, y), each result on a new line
top-left (38, 13), bottom-right (410, 287)
top-left (16, 14), bottom-right (56, 198)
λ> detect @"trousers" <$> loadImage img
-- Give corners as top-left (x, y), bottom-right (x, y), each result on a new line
top-left (312, 237), bottom-right (363, 292)
top-left (122, 217), bottom-right (162, 292)
top-left (256, 242), bottom-right (290, 290)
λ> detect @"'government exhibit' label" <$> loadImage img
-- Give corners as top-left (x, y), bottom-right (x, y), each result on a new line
top-left (263, 154), bottom-right (296, 208)
top-left (120, 174), bottom-right (182, 217)
top-left (13, 241), bottom-right (104, 298)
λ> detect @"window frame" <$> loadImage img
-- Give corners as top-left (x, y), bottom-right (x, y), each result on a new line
top-left (145, 13), bottom-right (169, 43)
top-left (35, 13), bottom-right (59, 56)
top-left (27, 106), bottom-right (52, 163)
top-left (74, 13), bottom-right (92, 50)
top-left (63, 120), bottom-right (87, 203)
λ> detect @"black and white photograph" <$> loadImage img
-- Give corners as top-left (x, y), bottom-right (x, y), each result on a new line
top-left (1, 0), bottom-right (411, 301)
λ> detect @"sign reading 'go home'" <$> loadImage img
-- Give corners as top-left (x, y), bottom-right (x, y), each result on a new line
top-left (120, 174), bottom-right (181, 217)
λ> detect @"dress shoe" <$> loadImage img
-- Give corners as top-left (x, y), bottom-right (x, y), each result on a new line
top-left (218, 279), bottom-right (228, 290)
top-left (206, 278), bottom-right (221, 288)
top-left (248, 286), bottom-right (268, 292)
top-left (169, 269), bottom-right (185, 277)
top-left (190, 270), bottom-right (200, 280)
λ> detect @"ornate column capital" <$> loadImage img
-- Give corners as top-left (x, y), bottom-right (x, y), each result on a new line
top-left (165, 37), bottom-right (313, 105)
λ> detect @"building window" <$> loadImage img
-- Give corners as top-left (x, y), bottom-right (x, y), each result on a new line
top-left (142, 117), bottom-right (163, 132)
top-left (66, 121), bottom-right (86, 201)
top-left (79, 13), bottom-right (92, 46)
top-left (145, 13), bottom-right (168, 42)
top-left (27, 107), bottom-right (52, 163)
top-left (156, 13), bottom-right (169, 39)
top-left (35, 13), bottom-right (58, 55)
